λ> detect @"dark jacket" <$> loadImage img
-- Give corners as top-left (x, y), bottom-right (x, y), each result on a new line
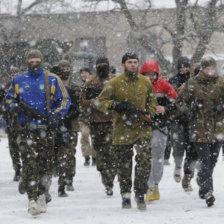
top-left (168, 71), bottom-right (190, 91)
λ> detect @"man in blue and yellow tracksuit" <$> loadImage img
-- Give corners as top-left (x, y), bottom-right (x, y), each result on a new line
top-left (5, 49), bottom-right (71, 216)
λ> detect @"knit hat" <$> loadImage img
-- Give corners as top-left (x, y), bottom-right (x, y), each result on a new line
top-left (96, 56), bottom-right (109, 66)
top-left (201, 56), bottom-right (216, 69)
top-left (58, 60), bottom-right (71, 69)
top-left (177, 56), bottom-right (190, 69)
top-left (26, 49), bottom-right (43, 62)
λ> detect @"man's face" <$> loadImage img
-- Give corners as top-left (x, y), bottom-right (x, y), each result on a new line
top-left (123, 59), bottom-right (139, 73)
top-left (28, 58), bottom-right (41, 65)
top-left (11, 72), bottom-right (19, 80)
top-left (81, 71), bottom-right (90, 81)
top-left (179, 67), bottom-right (189, 74)
top-left (28, 57), bottom-right (42, 73)
top-left (63, 67), bottom-right (71, 73)
top-left (202, 66), bottom-right (216, 77)
top-left (145, 71), bottom-right (157, 83)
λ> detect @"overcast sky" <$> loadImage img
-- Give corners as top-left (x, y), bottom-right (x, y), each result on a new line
top-left (0, 0), bottom-right (211, 15)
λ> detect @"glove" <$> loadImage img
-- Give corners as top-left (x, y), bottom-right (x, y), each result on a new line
top-left (10, 103), bottom-right (24, 115)
top-left (48, 114), bottom-right (61, 130)
top-left (213, 104), bottom-right (224, 114)
top-left (85, 86), bottom-right (102, 100)
top-left (111, 100), bottom-right (140, 114)
top-left (62, 132), bottom-right (71, 142)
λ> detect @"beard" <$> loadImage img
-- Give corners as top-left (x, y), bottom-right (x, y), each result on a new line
top-left (124, 66), bottom-right (138, 78)
top-left (96, 64), bottom-right (109, 79)
top-left (28, 62), bottom-right (42, 73)
top-left (61, 71), bottom-right (70, 80)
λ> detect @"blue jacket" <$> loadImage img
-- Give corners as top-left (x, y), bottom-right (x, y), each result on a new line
top-left (6, 67), bottom-right (71, 129)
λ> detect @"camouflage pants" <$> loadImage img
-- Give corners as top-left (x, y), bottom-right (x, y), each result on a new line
top-left (17, 128), bottom-right (54, 201)
top-left (89, 122), bottom-right (116, 188)
top-left (79, 121), bottom-right (96, 158)
top-left (7, 126), bottom-right (21, 171)
top-left (115, 136), bottom-right (152, 195)
top-left (56, 130), bottom-right (77, 186)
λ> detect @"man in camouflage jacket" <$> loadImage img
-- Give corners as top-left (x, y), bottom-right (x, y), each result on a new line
top-left (80, 56), bottom-right (117, 197)
top-left (176, 56), bottom-right (224, 207)
top-left (52, 60), bottom-right (80, 197)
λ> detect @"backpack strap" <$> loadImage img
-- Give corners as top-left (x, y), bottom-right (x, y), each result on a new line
top-left (44, 70), bottom-right (50, 115)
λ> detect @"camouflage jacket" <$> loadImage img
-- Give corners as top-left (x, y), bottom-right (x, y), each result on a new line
top-left (63, 81), bottom-right (81, 131)
top-left (176, 72), bottom-right (224, 143)
top-left (80, 73), bottom-right (115, 123)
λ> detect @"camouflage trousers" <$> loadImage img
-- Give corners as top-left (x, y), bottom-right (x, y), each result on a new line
top-left (114, 136), bottom-right (152, 195)
top-left (17, 128), bottom-right (55, 201)
top-left (89, 122), bottom-right (117, 188)
top-left (79, 121), bottom-right (96, 158)
top-left (7, 126), bottom-right (21, 172)
top-left (55, 130), bottom-right (77, 187)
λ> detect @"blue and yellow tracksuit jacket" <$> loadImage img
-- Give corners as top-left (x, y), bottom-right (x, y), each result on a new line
top-left (5, 67), bottom-right (71, 129)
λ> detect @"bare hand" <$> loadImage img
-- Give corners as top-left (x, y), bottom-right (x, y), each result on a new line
top-left (156, 105), bottom-right (165, 114)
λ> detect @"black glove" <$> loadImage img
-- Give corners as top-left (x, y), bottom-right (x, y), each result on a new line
top-left (213, 104), bottom-right (224, 114)
top-left (48, 114), bottom-right (61, 130)
top-left (62, 132), bottom-right (71, 142)
top-left (10, 103), bottom-right (24, 115)
top-left (111, 100), bottom-right (141, 115)
top-left (85, 86), bottom-right (102, 100)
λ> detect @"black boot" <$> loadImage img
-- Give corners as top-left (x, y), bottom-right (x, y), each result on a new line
top-left (105, 186), bottom-right (113, 196)
top-left (18, 178), bottom-right (26, 194)
top-left (135, 194), bottom-right (146, 210)
top-left (84, 156), bottom-right (90, 166)
top-left (198, 189), bottom-right (205, 199)
top-left (66, 178), bottom-right (74, 191)
top-left (13, 168), bottom-right (21, 182)
top-left (58, 185), bottom-right (68, 197)
top-left (92, 157), bottom-right (96, 166)
top-left (122, 195), bottom-right (131, 209)
top-left (205, 192), bottom-right (215, 207)
top-left (45, 191), bottom-right (52, 203)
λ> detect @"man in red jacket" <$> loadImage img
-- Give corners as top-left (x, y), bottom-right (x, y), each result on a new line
top-left (140, 59), bottom-right (177, 201)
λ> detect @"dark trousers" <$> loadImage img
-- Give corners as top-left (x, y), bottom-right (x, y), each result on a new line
top-left (164, 125), bottom-right (172, 160)
top-left (172, 123), bottom-right (198, 176)
top-left (193, 142), bottom-right (221, 195)
top-left (184, 143), bottom-right (198, 176)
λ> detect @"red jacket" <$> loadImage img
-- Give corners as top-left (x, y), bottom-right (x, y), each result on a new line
top-left (152, 78), bottom-right (177, 103)
top-left (152, 78), bottom-right (177, 127)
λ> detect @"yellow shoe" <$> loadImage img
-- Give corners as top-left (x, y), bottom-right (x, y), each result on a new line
top-left (153, 185), bottom-right (160, 200)
top-left (145, 189), bottom-right (154, 202)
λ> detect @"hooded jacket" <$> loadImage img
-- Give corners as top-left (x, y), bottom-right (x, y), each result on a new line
top-left (140, 60), bottom-right (178, 127)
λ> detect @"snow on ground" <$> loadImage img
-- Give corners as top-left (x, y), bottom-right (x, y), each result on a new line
top-left (0, 133), bottom-right (224, 224)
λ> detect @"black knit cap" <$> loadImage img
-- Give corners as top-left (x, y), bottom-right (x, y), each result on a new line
top-left (122, 52), bottom-right (139, 64)
top-left (96, 56), bottom-right (109, 66)
top-left (79, 67), bottom-right (91, 74)
top-left (177, 56), bottom-right (190, 69)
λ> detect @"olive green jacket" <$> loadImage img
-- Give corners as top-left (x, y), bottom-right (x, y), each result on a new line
top-left (96, 73), bottom-right (157, 145)
top-left (176, 72), bottom-right (224, 143)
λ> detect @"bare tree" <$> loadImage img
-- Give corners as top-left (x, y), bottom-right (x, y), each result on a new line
top-left (0, 0), bottom-right (64, 42)
top-left (84, 0), bottom-right (224, 74)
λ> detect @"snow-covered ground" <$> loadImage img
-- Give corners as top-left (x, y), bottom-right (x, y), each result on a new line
top-left (0, 133), bottom-right (224, 224)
